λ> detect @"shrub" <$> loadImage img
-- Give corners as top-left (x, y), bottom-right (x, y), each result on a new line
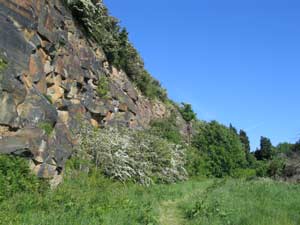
top-left (75, 124), bottom-right (187, 185)
top-left (255, 161), bottom-right (269, 177)
top-left (38, 122), bottom-right (54, 135)
top-left (0, 57), bottom-right (7, 71)
top-left (185, 146), bottom-right (208, 177)
top-left (192, 121), bottom-right (247, 177)
top-left (96, 75), bottom-right (109, 98)
top-left (179, 103), bottom-right (196, 123)
top-left (267, 158), bottom-right (285, 177)
top-left (150, 113), bottom-right (183, 144)
top-left (0, 154), bottom-right (47, 202)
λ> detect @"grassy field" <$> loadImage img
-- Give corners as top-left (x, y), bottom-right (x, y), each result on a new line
top-left (0, 171), bottom-right (300, 225)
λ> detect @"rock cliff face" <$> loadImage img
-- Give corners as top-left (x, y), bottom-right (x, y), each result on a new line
top-left (0, 0), bottom-right (179, 184)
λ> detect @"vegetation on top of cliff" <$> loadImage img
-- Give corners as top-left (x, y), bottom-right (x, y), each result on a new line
top-left (66, 0), bottom-right (167, 101)
top-left (179, 103), bottom-right (197, 123)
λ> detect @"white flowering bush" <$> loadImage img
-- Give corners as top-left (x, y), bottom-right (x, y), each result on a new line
top-left (75, 124), bottom-right (187, 185)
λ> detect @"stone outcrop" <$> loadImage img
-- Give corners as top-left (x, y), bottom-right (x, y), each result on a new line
top-left (0, 0), bottom-right (178, 184)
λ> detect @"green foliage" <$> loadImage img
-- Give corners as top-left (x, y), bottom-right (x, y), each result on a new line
top-left (239, 129), bottom-right (250, 153)
top-left (191, 121), bottom-right (247, 177)
top-left (179, 103), bottom-right (196, 122)
top-left (66, 0), bottom-right (167, 101)
top-left (181, 179), bottom-right (300, 225)
top-left (267, 157), bottom-right (285, 177)
top-left (231, 168), bottom-right (257, 178)
top-left (276, 142), bottom-right (294, 154)
top-left (0, 154), bottom-right (47, 202)
top-left (255, 136), bottom-right (273, 160)
top-left (239, 129), bottom-right (256, 166)
top-left (150, 113), bottom-right (183, 144)
top-left (254, 157), bottom-right (285, 178)
top-left (185, 146), bottom-right (209, 177)
top-left (0, 170), bottom-right (160, 225)
top-left (96, 75), bottom-right (109, 98)
top-left (1, 167), bottom-right (300, 225)
top-left (229, 123), bottom-right (238, 134)
top-left (38, 122), bottom-right (54, 135)
top-left (255, 160), bottom-right (269, 177)
top-left (0, 57), bottom-right (7, 71)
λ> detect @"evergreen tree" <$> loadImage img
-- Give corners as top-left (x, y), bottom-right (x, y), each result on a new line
top-left (255, 136), bottom-right (273, 160)
top-left (239, 129), bottom-right (251, 153)
top-left (229, 123), bottom-right (238, 134)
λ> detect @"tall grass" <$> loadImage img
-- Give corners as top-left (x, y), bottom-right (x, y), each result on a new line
top-left (0, 167), bottom-right (208, 225)
top-left (181, 178), bottom-right (300, 225)
top-left (1, 166), bottom-right (300, 225)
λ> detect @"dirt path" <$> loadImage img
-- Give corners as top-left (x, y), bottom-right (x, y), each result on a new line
top-left (159, 199), bottom-right (186, 225)
top-left (158, 180), bottom-right (221, 225)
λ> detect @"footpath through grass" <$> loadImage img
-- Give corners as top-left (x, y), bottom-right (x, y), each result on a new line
top-left (0, 171), bottom-right (300, 225)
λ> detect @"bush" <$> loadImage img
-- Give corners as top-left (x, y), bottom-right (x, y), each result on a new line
top-left (0, 57), bottom-right (7, 71)
top-left (185, 146), bottom-right (208, 177)
top-left (0, 154), bottom-right (47, 202)
top-left (192, 121), bottom-right (248, 177)
top-left (255, 160), bottom-right (269, 177)
top-left (150, 113), bottom-right (183, 144)
top-left (267, 158), bottom-right (285, 177)
top-left (75, 124), bottom-right (187, 185)
top-left (38, 122), bottom-right (54, 135)
top-left (96, 75), bottom-right (109, 98)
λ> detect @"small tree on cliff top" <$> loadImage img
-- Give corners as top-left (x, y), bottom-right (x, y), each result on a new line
top-left (179, 103), bottom-right (197, 143)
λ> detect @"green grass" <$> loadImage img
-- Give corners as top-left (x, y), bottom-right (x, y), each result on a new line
top-left (0, 168), bottom-right (300, 225)
top-left (181, 178), bottom-right (300, 225)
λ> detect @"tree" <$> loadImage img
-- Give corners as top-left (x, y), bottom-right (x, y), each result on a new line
top-left (229, 123), bottom-right (238, 134)
top-left (179, 103), bottom-right (197, 143)
top-left (276, 142), bottom-right (294, 154)
top-left (239, 129), bottom-right (253, 165)
top-left (179, 103), bottom-right (196, 122)
top-left (255, 136), bottom-right (273, 160)
top-left (192, 121), bottom-right (247, 177)
top-left (239, 130), bottom-right (250, 153)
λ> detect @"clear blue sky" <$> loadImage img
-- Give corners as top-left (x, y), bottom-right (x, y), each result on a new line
top-left (105, 0), bottom-right (300, 150)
